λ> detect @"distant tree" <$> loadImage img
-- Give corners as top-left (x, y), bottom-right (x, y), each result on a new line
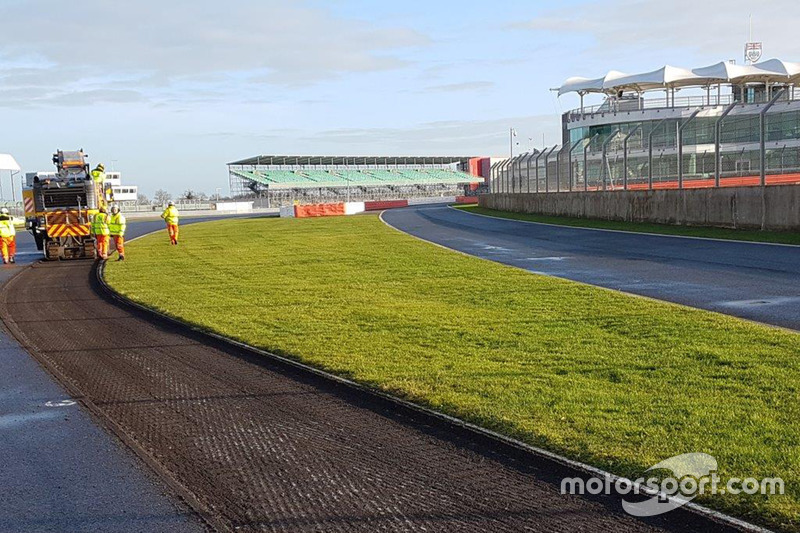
top-left (182, 189), bottom-right (197, 201)
top-left (154, 189), bottom-right (172, 205)
top-left (197, 191), bottom-right (209, 201)
top-left (137, 193), bottom-right (150, 205)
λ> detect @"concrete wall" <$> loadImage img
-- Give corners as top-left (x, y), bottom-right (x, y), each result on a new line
top-left (479, 185), bottom-right (800, 231)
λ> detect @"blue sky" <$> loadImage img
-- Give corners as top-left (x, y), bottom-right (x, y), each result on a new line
top-left (1, 0), bottom-right (798, 198)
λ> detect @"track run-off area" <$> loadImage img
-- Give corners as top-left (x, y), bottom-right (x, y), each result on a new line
top-left (382, 204), bottom-right (800, 330)
top-left (2, 211), bottom-right (798, 532)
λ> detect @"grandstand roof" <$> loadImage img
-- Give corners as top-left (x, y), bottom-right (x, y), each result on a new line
top-left (558, 58), bottom-right (800, 96)
top-left (228, 155), bottom-right (478, 166)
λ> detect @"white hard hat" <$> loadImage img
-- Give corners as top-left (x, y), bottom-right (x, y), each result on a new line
top-left (0, 208), bottom-right (8, 214)
top-left (111, 205), bottom-right (120, 213)
top-left (168, 201), bottom-right (174, 206)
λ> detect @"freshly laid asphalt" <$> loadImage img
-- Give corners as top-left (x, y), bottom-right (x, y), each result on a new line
top-left (0, 216), bottom-right (252, 533)
top-left (0, 216), bottom-right (748, 531)
top-left (382, 205), bottom-right (800, 330)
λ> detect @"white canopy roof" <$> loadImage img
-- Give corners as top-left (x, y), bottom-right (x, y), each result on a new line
top-left (610, 65), bottom-right (704, 92)
top-left (557, 71), bottom-right (627, 96)
top-left (0, 154), bottom-right (21, 172)
top-left (559, 58), bottom-right (800, 96)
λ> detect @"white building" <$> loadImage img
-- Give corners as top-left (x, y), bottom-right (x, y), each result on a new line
top-left (103, 172), bottom-right (139, 203)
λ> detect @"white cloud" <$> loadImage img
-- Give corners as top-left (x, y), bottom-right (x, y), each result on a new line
top-left (513, 0), bottom-right (800, 66)
top-left (0, 0), bottom-right (428, 90)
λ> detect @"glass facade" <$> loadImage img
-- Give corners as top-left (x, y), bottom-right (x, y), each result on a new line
top-left (494, 105), bottom-right (800, 193)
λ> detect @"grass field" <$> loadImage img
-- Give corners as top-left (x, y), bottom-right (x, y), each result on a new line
top-left (106, 215), bottom-right (800, 531)
top-left (456, 205), bottom-right (800, 245)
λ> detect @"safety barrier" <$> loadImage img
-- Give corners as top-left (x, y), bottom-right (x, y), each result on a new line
top-left (293, 203), bottom-right (346, 218)
top-left (455, 196), bottom-right (479, 205)
top-left (364, 200), bottom-right (409, 211)
top-left (280, 196), bottom-right (475, 219)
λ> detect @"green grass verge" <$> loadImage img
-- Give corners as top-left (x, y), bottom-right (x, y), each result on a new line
top-left (106, 215), bottom-right (800, 531)
top-left (456, 205), bottom-right (800, 245)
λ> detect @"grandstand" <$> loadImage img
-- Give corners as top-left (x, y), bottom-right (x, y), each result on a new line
top-left (227, 155), bottom-right (489, 206)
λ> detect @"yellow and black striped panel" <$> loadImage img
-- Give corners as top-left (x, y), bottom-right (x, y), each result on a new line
top-left (47, 224), bottom-right (91, 238)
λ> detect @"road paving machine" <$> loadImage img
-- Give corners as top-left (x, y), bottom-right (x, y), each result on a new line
top-left (23, 150), bottom-right (108, 260)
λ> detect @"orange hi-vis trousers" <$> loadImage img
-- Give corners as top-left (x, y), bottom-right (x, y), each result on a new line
top-left (1, 236), bottom-right (16, 262)
top-left (96, 235), bottom-right (109, 259)
top-left (112, 235), bottom-right (125, 257)
top-left (167, 223), bottom-right (179, 244)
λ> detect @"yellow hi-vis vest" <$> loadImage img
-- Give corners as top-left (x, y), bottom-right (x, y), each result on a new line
top-left (0, 216), bottom-right (15, 238)
top-left (108, 213), bottom-right (126, 236)
top-left (161, 206), bottom-right (179, 225)
top-left (92, 212), bottom-right (110, 236)
top-left (91, 169), bottom-right (106, 184)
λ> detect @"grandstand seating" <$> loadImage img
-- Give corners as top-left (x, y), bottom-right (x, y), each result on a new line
top-left (232, 168), bottom-right (479, 189)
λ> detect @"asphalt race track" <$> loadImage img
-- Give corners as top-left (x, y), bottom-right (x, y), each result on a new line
top-left (382, 205), bottom-right (800, 330)
top-left (0, 219), bottom-right (746, 532)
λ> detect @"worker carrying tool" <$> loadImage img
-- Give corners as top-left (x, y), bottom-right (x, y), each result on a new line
top-left (161, 201), bottom-right (179, 245)
top-left (91, 206), bottom-right (110, 259)
top-left (0, 208), bottom-right (16, 264)
top-left (108, 205), bottom-right (126, 261)
top-left (90, 163), bottom-right (106, 184)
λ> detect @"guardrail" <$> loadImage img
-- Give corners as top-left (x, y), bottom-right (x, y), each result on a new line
top-left (566, 90), bottom-right (800, 121)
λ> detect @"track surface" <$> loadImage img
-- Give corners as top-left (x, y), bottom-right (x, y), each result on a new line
top-left (0, 216), bottom-right (262, 533)
top-left (382, 205), bottom-right (800, 330)
top-left (0, 247), bottom-right (741, 531)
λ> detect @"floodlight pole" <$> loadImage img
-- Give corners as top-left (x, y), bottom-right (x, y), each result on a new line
top-left (647, 117), bottom-right (670, 190)
top-left (760, 89), bottom-right (786, 186)
top-left (714, 102), bottom-right (738, 187)
top-left (621, 124), bottom-right (641, 190)
top-left (677, 109), bottom-right (701, 189)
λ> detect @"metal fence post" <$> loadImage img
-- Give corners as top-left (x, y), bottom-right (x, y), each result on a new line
top-left (568, 139), bottom-right (583, 192)
top-left (760, 89), bottom-right (786, 186)
top-left (583, 134), bottom-right (599, 191)
top-left (601, 130), bottom-right (620, 191)
top-left (677, 110), bottom-right (701, 189)
top-left (526, 152), bottom-right (535, 193)
top-left (714, 102), bottom-right (738, 187)
top-left (543, 145), bottom-right (558, 193)
top-left (534, 150), bottom-right (543, 193)
top-left (622, 125), bottom-right (642, 190)
top-left (647, 117), bottom-right (670, 190)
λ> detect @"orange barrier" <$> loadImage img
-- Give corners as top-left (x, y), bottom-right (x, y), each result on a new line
top-left (455, 196), bottom-right (479, 204)
top-left (294, 203), bottom-right (346, 218)
top-left (364, 200), bottom-right (409, 211)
